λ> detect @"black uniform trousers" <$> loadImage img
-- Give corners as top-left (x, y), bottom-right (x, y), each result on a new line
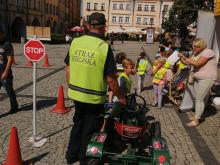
top-left (66, 101), bottom-right (104, 164)
top-left (0, 76), bottom-right (18, 110)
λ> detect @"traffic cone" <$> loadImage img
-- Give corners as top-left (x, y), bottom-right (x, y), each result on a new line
top-left (42, 54), bottom-right (50, 67)
top-left (51, 85), bottom-right (71, 114)
top-left (2, 127), bottom-right (24, 165)
top-left (26, 60), bottom-right (33, 67)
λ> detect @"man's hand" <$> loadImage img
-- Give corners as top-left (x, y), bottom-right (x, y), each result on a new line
top-left (1, 71), bottom-right (8, 80)
top-left (118, 96), bottom-right (126, 105)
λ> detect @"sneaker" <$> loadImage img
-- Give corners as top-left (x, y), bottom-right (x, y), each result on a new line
top-left (9, 107), bottom-right (19, 114)
top-left (157, 106), bottom-right (162, 109)
top-left (152, 102), bottom-right (157, 107)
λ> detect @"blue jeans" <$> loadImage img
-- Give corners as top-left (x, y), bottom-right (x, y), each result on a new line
top-left (0, 77), bottom-right (18, 110)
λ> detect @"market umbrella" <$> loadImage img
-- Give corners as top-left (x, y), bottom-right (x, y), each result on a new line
top-left (69, 26), bottom-right (84, 33)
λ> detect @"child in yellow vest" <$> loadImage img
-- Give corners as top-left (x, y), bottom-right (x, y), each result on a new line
top-left (136, 52), bottom-right (149, 93)
top-left (101, 58), bottom-right (135, 132)
top-left (152, 59), bottom-right (171, 108)
top-left (108, 52), bottom-right (127, 103)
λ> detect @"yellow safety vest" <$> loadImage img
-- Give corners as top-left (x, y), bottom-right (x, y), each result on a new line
top-left (177, 61), bottom-right (186, 70)
top-left (152, 61), bottom-right (171, 84)
top-left (68, 35), bottom-right (108, 104)
top-left (119, 72), bottom-right (132, 93)
top-left (137, 59), bottom-right (148, 75)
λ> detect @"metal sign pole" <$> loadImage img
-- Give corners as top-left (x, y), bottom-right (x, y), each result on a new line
top-left (33, 61), bottom-right (37, 138)
top-left (27, 35), bottom-right (47, 147)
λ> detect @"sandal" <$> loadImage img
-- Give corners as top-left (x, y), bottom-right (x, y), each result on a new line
top-left (189, 116), bottom-right (195, 121)
top-left (186, 119), bottom-right (199, 127)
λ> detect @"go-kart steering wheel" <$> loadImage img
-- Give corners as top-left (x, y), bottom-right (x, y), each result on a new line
top-left (125, 93), bottom-right (146, 113)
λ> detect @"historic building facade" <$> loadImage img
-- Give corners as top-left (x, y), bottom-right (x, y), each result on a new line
top-left (81, 0), bottom-right (173, 33)
top-left (0, 0), bottom-right (80, 42)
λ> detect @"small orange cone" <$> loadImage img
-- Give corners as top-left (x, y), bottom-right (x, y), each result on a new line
top-left (42, 54), bottom-right (50, 67)
top-left (51, 85), bottom-right (70, 114)
top-left (26, 60), bottom-right (33, 67)
top-left (2, 127), bottom-right (24, 165)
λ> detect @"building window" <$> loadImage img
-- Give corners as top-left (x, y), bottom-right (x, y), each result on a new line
top-left (126, 4), bottom-right (130, 10)
top-left (113, 3), bottom-right (117, 10)
top-left (53, 5), bottom-right (56, 15)
top-left (150, 18), bottom-right (154, 25)
top-left (125, 17), bottom-right (130, 23)
top-left (86, 2), bottom-right (90, 10)
top-left (38, 0), bottom-right (40, 10)
top-left (34, 0), bottom-right (36, 9)
top-left (151, 5), bottom-right (155, 12)
top-left (119, 16), bottom-right (123, 23)
top-left (56, 6), bottom-right (58, 15)
top-left (137, 17), bottom-right (141, 24)
top-left (45, 3), bottom-right (48, 14)
top-left (119, 4), bottom-right (123, 10)
top-left (163, 5), bottom-right (168, 12)
top-left (137, 4), bottom-right (142, 11)
top-left (101, 3), bottom-right (105, 11)
top-left (143, 18), bottom-right (148, 25)
top-left (94, 3), bottom-right (98, 10)
top-left (144, 5), bottom-right (149, 11)
top-left (112, 16), bottom-right (117, 23)
top-left (50, 4), bottom-right (52, 14)
top-left (86, 15), bottom-right (90, 21)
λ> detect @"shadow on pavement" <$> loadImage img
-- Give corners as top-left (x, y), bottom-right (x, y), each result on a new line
top-left (44, 124), bottom-right (73, 138)
top-left (202, 104), bottom-right (217, 118)
top-left (142, 85), bottom-right (153, 91)
top-left (21, 98), bottom-right (57, 111)
top-left (25, 152), bottom-right (49, 164)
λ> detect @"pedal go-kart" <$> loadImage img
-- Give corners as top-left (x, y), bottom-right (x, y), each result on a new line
top-left (86, 92), bottom-right (170, 165)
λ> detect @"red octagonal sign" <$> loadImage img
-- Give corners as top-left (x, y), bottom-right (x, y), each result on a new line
top-left (24, 40), bottom-right (45, 62)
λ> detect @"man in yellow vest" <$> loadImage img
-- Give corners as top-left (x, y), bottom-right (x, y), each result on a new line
top-left (64, 12), bottom-right (126, 165)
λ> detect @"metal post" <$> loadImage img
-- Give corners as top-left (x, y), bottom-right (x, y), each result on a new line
top-left (33, 61), bottom-right (37, 138)
top-left (33, 34), bottom-right (37, 139)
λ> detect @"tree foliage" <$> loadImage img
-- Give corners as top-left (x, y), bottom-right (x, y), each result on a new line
top-left (162, 0), bottom-right (214, 47)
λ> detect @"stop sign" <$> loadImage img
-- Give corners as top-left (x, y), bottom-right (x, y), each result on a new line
top-left (24, 40), bottom-right (45, 62)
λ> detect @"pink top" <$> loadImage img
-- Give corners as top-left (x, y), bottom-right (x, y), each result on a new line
top-left (193, 48), bottom-right (218, 80)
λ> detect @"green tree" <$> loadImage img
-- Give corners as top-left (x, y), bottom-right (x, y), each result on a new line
top-left (162, 0), bottom-right (214, 48)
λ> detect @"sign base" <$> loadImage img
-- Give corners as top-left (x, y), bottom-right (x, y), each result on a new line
top-left (27, 136), bottom-right (47, 148)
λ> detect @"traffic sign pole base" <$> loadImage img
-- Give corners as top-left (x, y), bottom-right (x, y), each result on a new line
top-left (27, 136), bottom-right (47, 148)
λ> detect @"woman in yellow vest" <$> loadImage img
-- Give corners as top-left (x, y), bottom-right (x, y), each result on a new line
top-left (152, 59), bottom-right (171, 108)
top-left (136, 52), bottom-right (149, 93)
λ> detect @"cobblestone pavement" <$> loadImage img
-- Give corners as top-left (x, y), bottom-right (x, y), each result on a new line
top-left (0, 41), bottom-right (219, 165)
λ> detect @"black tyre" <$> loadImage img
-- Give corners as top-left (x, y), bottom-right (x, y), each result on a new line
top-left (154, 121), bottom-right (161, 138)
top-left (87, 158), bottom-right (104, 165)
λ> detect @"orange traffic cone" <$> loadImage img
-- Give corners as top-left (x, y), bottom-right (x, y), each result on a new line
top-left (42, 54), bottom-right (50, 67)
top-left (51, 85), bottom-right (70, 114)
top-left (2, 127), bottom-right (24, 165)
top-left (26, 60), bottom-right (33, 67)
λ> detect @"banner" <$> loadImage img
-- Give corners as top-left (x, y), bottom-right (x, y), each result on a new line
top-left (146, 28), bottom-right (154, 44)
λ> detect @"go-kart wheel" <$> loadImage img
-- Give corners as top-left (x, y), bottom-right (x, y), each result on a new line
top-left (154, 121), bottom-right (161, 138)
top-left (87, 158), bottom-right (104, 165)
top-left (126, 93), bottom-right (146, 113)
